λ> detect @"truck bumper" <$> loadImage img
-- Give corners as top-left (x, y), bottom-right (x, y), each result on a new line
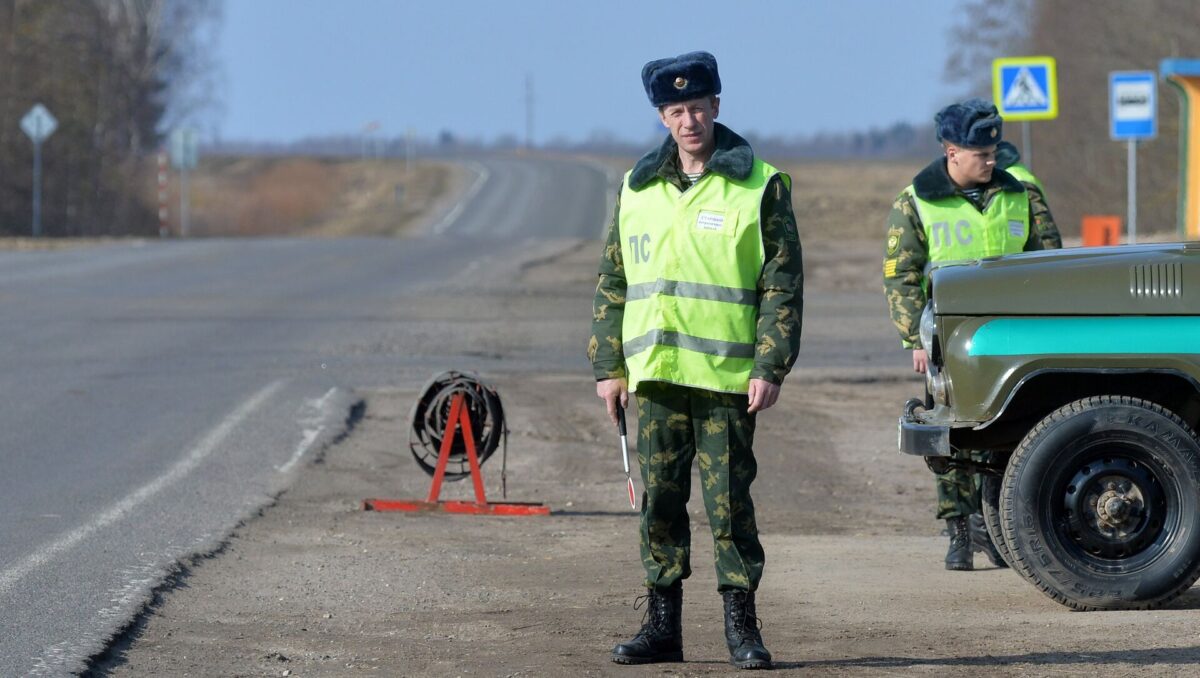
top-left (898, 398), bottom-right (951, 457)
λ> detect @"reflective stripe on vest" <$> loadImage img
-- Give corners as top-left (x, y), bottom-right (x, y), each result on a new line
top-left (618, 159), bottom-right (784, 394)
top-left (907, 184), bottom-right (1030, 262)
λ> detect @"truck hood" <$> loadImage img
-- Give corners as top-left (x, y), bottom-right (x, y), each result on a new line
top-left (932, 243), bottom-right (1200, 316)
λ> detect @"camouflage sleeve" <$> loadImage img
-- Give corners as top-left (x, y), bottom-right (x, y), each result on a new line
top-left (1023, 183), bottom-right (1062, 251)
top-left (882, 191), bottom-right (929, 349)
top-left (751, 174), bottom-right (804, 386)
top-left (588, 186), bottom-right (627, 381)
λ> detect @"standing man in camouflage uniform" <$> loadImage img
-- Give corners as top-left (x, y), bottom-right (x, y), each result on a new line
top-left (995, 140), bottom-right (1063, 249)
top-left (882, 99), bottom-right (1060, 571)
top-left (589, 51), bottom-right (802, 670)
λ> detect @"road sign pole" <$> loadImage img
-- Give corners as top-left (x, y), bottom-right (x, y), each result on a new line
top-left (168, 127), bottom-right (198, 237)
top-left (1128, 139), bottom-right (1138, 244)
top-left (32, 140), bottom-right (42, 237)
top-left (1022, 121), bottom-right (1032, 169)
top-left (1109, 70), bottom-right (1156, 245)
top-left (20, 104), bottom-right (58, 237)
top-left (993, 56), bottom-right (1058, 166)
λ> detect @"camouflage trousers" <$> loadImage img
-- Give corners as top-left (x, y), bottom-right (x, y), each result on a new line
top-left (634, 381), bottom-right (764, 592)
top-left (935, 449), bottom-right (987, 519)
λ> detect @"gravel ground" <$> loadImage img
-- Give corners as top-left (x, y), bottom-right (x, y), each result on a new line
top-left (85, 174), bottom-right (1200, 676)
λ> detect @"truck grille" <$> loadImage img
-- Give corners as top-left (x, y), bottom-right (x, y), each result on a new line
top-left (1130, 263), bottom-right (1183, 299)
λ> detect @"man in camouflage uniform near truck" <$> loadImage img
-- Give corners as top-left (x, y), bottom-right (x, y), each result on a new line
top-left (589, 51), bottom-right (803, 669)
top-left (882, 99), bottom-right (1061, 571)
top-left (996, 140), bottom-right (1063, 250)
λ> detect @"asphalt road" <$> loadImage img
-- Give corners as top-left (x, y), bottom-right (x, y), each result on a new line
top-left (0, 154), bottom-right (610, 676)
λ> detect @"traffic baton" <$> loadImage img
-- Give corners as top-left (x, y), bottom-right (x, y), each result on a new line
top-left (617, 404), bottom-right (637, 510)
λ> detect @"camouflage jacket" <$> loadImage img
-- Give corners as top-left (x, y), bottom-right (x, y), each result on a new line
top-left (883, 157), bottom-right (1061, 348)
top-left (588, 124), bottom-right (804, 386)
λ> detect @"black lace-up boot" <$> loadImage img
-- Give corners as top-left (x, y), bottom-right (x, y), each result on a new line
top-left (945, 516), bottom-right (973, 571)
top-left (611, 585), bottom-right (683, 664)
top-left (969, 513), bottom-right (1009, 568)
top-left (722, 589), bottom-right (772, 670)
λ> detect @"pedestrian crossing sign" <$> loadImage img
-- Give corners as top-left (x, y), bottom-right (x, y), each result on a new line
top-left (992, 56), bottom-right (1058, 121)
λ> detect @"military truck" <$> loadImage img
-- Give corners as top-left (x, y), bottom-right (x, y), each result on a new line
top-left (899, 243), bottom-right (1200, 610)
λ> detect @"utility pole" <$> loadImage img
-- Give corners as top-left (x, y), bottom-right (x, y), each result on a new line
top-left (525, 74), bottom-right (534, 151)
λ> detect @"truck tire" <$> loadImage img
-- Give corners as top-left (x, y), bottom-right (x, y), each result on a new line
top-left (980, 474), bottom-right (1017, 570)
top-left (1000, 396), bottom-right (1200, 610)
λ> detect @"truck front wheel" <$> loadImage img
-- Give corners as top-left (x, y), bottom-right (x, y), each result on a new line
top-left (980, 474), bottom-right (1016, 570)
top-left (1000, 396), bottom-right (1200, 610)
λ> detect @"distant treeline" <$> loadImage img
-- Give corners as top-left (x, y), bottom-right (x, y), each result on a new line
top-left (0, 1), bottom-right (216, 237)
top-left (210, 121), bottom-right (943, 161)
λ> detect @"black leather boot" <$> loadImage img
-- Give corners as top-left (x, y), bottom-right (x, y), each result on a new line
top-left (969, 513), bottom-right (1009, 568)
top-left (611, 585), bottom-right (683, 664)
top-left (945, 516), bottom-right (973, 571)
top-left (722, 589), bottom-right (772, 670)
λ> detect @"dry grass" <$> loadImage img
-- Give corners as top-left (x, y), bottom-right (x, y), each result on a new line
top-left (778, 160), bottom-right (915, 242)
top-left (0, 237), bottom-right (148, 251)
top-left (174, 156), bottom-right (457, 237)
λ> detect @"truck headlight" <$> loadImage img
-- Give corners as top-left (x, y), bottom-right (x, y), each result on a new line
top-left (927, 365), bottom-right (949, 405)
top-left (919, 303), bottom-right (935, 354)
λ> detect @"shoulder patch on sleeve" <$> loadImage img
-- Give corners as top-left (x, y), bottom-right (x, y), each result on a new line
top-left (886, 225), bottom-right (903, 255)
top-left (883, 258), bottom-right (898, 278)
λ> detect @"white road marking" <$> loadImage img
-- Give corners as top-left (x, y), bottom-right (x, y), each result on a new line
top-left (279, 426), bottom-right (325, 474)
top-left (0, 380), bottom-right (285, 598)
top-left (434, 161), bottom-right (490, 234)
top-left (277, 387), bottom-right (339, 473)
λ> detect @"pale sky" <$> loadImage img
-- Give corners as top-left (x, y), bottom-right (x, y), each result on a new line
top-left (215, 0), bottom-right (963, 145)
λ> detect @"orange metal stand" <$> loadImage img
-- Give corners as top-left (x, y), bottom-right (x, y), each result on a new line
top-left (363, 392), bottom-right (549, 516)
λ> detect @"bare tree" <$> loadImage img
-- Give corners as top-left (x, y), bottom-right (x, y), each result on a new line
top-left (0, 0), bottom-right (220, 236)
top-left (944, 0), bottom-right (1034, 97)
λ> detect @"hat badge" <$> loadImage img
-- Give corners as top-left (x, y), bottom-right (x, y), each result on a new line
top-left (673, 76), bottom-right (688, 90)
top-left (990, 128), bottom-right (998, 138)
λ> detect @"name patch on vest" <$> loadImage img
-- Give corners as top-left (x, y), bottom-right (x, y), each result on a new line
top-left (1008, 220), bottom-right (1024, 237)
top-left (696, 210), bottom-right (725, 232)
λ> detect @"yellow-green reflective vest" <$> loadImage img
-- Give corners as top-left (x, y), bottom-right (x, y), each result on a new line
top-left (619, 160), bottom-right (785, 394)
top-left (1005, 163), bottom-right (1046, 194)
top-left (905, 185), bottom-right (1030, 262)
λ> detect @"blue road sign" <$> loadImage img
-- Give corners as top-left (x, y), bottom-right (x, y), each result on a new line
top-left (1110, 71), bottom-right (1157, 140)
top-left (993, 57), bottom-right (1058, 120)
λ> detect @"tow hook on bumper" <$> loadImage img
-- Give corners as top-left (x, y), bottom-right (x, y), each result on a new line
top-left (898, 398), bottom-right (950, 457)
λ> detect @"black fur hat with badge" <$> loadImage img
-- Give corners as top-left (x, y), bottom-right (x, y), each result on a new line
top-left (935, 98), bottom-right (1003, 148)
top-left (642, 51), bottom-right (721, 107)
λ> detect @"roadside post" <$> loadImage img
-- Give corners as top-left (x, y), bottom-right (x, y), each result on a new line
top-left (157, 150), bottom-right (170, 236)
top-left (169, 128), bottom-right (198, 237)
top-left (1109, 71), bottom-right (1157, 245)
top-left (1160, 59), bottom-right (1200, 239)
top-left (993, 56), bottom-right (1059, 168)
top-left (20, 104), bottom-right (57, 237)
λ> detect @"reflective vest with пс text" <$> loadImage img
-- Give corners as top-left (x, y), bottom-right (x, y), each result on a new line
top-left (618, 159), bottom-right (784, 394)
top-left (907, 184), bottom-right (1030, 262)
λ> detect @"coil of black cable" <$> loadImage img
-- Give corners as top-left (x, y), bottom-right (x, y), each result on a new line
top-left (408, 371), bottom-right (505, 480)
